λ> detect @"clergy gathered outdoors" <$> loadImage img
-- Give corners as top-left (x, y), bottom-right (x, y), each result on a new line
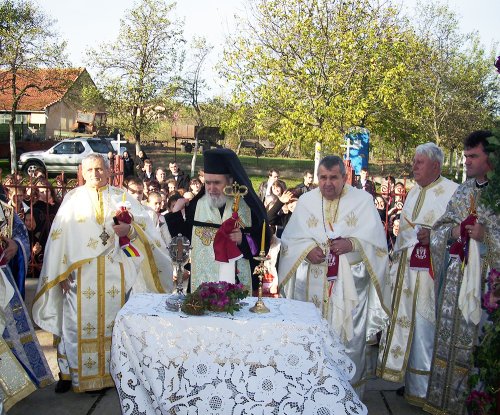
top-left (377, 143), bottom-right (459, 405)
top-left (166, 148), bottom-right (269, 290)
top-left (278, 155), bottom-right (390, 397)
top-left (32, 154), bottom-right (174, 393)
top-left (424, 131), bottom-right (499, 415)
top-left (7, 134), bottom-right (498, 413)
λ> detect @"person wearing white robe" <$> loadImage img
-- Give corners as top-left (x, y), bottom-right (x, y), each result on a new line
top-left (377, 143), bottom-right (458, 406)
top-left (32, 154), bottom-right (173, 393)
top-left (278, 155), bottom-right (389, 397)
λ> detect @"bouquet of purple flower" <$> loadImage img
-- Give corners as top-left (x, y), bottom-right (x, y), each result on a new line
top-left (467, 268), bottom-right (500, 415)
top-left (181, 282), bottom-right (249, 316)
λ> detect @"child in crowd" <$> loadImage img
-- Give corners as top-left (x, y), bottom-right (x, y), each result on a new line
top-left (145, 192), bottom-right (171, 245)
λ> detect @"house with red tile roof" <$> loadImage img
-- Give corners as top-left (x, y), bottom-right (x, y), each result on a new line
top-left (0, 68), bottom-right (106, 141)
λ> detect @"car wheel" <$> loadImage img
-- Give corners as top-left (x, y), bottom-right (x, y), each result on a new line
top-left (183, 143), bottom-right (193, 153)
top-left (23, 161), bottom-right (45, 177)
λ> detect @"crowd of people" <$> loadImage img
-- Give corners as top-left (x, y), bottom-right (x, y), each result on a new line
top-left (0, 130), bottom-right (497, 415)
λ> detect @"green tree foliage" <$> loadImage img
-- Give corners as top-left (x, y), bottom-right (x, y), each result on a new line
top-left (87, 0), bottom-right (184, 149)
top-left (221, 0), bottom-right (499, 161)
top-left (372, 2), bottom-right (499, 164)
top-left (0, 0), bottom-right (67, 172)
top-left (222, 0), bottom-right (410, 156)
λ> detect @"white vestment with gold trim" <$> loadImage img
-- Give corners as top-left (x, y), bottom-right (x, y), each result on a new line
top-left (278, 186), bottom-right (389, 395)
top-left (190, 196), bottom-right (252, 291)
top-left (377, 176), bottom-right (458, 405)
top-left (32, 185), bottom-right (173, 392)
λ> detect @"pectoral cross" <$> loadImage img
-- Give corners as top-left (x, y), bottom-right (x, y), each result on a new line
top-left (223, 181), bottom-right (248, 212)
top-left (100, 227), bottom-right (110, 245)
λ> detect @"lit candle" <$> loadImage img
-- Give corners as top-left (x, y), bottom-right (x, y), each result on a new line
top-left (260, 221), bottom-right (266, 253)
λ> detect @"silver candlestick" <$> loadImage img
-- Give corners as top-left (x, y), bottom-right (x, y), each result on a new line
top-left (166, 234), bottom-right (191, 311)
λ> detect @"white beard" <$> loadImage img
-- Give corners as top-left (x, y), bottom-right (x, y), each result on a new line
top-left (207, 193), bottom-right (227, 209)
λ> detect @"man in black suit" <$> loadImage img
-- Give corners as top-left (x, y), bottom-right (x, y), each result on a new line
top-left (355, 167), bottom-right (376, 197)
top-left (167, 161), bottom-right (190, 191)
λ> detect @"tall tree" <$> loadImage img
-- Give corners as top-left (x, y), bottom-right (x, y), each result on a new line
top-left (0, 0), bottom-right (67, 173)
top-left (221, 0), bottom-right (408, 154)
top-left (176, 37), bottom-right (213, 175)
top-left (371, 2), bottom-right (500, 165)
top-left (87, 0), bottom-right (184, 150)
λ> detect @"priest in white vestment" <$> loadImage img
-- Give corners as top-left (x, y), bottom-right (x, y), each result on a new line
top-left (376, 143), bottom-right (458, 406)
top-left (278, 155), bottom-right (389, 397)
top-left (32, 154), bottom-right (173, 393)
top-left (166, 148), bottom-right (269, 291)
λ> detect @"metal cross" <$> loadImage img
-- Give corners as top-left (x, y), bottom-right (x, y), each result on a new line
top-left (99, 228), bottom-right (110, 245)
top-left (223, 181), bottom-right (248, 212)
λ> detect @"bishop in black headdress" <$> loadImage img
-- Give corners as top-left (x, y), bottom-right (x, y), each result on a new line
top-left (166, 148), bottom-right (270, 291)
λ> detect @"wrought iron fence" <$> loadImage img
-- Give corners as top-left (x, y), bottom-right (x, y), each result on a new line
top-left (1, 155), bottom-right (124, 278)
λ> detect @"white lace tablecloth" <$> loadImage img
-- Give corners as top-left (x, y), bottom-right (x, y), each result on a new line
top-left (110, 294), bottom-right (367, 415)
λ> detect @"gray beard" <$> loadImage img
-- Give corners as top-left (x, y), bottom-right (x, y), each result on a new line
top-left (207, 193), bottom-right (227, 209)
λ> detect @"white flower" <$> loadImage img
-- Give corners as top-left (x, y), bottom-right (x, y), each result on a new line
top-left (247, 366), bottom-right (288, 403)
top-left (302, 398), bottom-right (334, 415)
top-left (183, 353), bottom-right (217, 387)
top-left (194, 382), bottom-right (234, 415)
top-left (273, 343), bottom-right (311, 376)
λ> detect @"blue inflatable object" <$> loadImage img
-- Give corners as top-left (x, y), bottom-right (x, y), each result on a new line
top-left (344, 129), bottom-right (370, 175)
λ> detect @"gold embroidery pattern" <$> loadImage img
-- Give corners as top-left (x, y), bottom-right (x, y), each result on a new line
top-left (396, 316), bottom-right (411, 328)
top-left (137, 221), bottom-right (146, 231)
top-left (311, 295), bottom-right (321, 308)
top-left (61, 255), bottom-right (68, 265)
top-left (345, 211), bottom-right (358, 227)
top-left (311, 266), bottom-right (323, 279)
top-left (76, 214), bottom-right (86, 223)
top-left (84, 356), bottom-right (96, 369)
top-left (376, 247), bottom-right (387, 257)
top-left (194, 226), bottom-right (217, 246)
top-left (41, 276), bottom-right (49, 285)
top-left (50, 228), bottom-right (62, 241)
top-left (433, 185), bottom-right (444, 197)
top-left (423, 210), bottom-right (435, 225)
top-left (403, 288), bottom-right (412, 298)
top-left (307, 215), bottom-right (318, 228)
top-left (391, 346), bottom-right (404, 359)
top-left (87, 238), bottom-right (98, 249)
top-left (155, 240), bottom-right (161, 248)
top-left (83, 287), bottom-right (96, 299)
top-left (107, 254), bottom-right (115, 264)
top-left (107, 285), bottom-right (120, 298)
top-left (83, 323), bottom-right (96, 336)
top-left (107, 321), bottom-right (115, 332)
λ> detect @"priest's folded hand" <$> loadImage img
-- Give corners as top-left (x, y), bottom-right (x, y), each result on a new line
top-left (306, 246), bottom-right (326, 264)
top-left (113, 223), bottom-right (131, 238)
top-left (416, 228), bottom-right (431, 245)
top-left (229, 228), bottom-right (243, 245)
top-left (2, 238), bottom-right (18, 262)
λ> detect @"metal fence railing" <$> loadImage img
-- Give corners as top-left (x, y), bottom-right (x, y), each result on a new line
top-left (1, 155), bottom-right (125, 279)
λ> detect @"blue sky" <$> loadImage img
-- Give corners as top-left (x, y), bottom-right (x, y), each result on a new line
top-left (41, 0), bottom-right (499, 96)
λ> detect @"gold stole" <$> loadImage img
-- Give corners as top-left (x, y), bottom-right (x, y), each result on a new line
top-left (0, 338), bottom-right (36, 410)
top-left (75, 256), bottom-right (125, 391)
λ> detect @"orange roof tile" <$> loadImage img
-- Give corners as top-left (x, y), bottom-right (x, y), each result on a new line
top-left (0, 68), bottom-right (84, 111)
